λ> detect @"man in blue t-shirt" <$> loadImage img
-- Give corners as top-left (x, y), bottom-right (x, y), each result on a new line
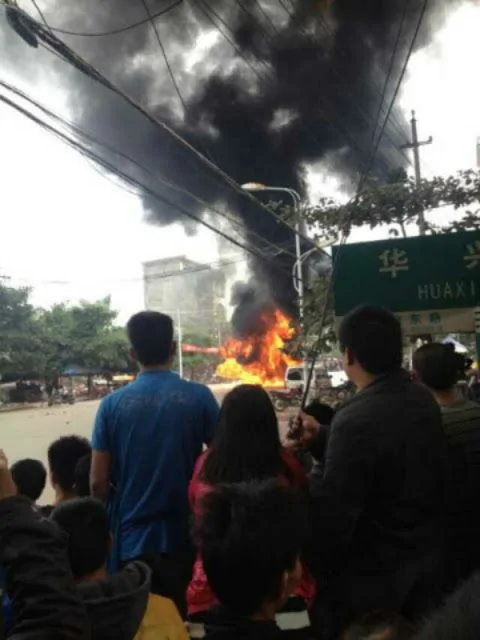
top-left (90, 311), bottom-right (219, 616)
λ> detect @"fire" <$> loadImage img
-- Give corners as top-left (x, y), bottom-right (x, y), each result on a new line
top-left (216, 309), bottom-right (300, 387)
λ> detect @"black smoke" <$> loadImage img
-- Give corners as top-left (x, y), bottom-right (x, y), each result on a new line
top-left (2, 0), bottom-right (465, 328)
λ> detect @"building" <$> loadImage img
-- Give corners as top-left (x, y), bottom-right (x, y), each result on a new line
top-left (143, 256), bottom-right (227, 338)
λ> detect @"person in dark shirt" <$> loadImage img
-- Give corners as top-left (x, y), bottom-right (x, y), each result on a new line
top-left (416, 573), bottom-right (480, 640)
top-left (306, 306), bottom-right (445, 638)
top-left (413, 342), bottom-right (480, 589)
top-left (42, 435), bottom-right (92, 516)
top-left (194, 481), bottom-right (309, 640)
top-left (10, 458), bottom-right (46, 503)
top-left (91, 311), bottom-right (219, 616)
top-left (51, 497), bottom-right (188, 640)
top-left (0, 449), bottom-right (89, 639)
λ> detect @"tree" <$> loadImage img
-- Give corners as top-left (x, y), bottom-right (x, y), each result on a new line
top-left (37, 298), bottom-right (130, 375)
top-left (0, 282), bottom-right (45, 378)
top-left (305, 169), bottom-right (480, 240)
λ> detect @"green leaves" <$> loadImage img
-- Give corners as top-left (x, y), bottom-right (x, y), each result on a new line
top-left (0, 284), bottom-right (131, 379)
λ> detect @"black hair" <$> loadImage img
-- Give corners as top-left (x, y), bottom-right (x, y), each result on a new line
top-left (51, 498), bottom-right (109, 580)
top-left (195, 481), bottom-right (308, 616)
top-left (342, 612), bottom-right (415, 640)
top-left (126, 311), bottom-right (174, 366)
top-left (338, 305), bottom-right (403, 375)
top-left (303, 401), bottom-right (335, 426)
top-left (10, 458), bottom-right (46, 501)
top-left (74, 453), bottom-right (92, 497)
top-left (201, 385), bottom-right (284, 485)
top-left (416, 573), bottom-right (480, 640)
top-left (413, 343), bottom-right (458, 391)
top-left (48, 436), bottom-right (91, 493)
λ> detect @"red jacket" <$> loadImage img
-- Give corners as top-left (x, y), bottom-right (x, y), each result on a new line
top-left (187, 449), bottom-right (316, 616)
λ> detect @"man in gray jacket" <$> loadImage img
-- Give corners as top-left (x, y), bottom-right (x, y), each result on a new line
top-left (306, 306), bottom-right (445, 639)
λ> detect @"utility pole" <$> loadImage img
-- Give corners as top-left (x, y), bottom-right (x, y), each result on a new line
top-left (400, 111), bottom-right (433, 235)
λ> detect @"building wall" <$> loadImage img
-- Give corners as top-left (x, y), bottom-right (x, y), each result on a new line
top-left (143, 256), bottom-right (226, 337)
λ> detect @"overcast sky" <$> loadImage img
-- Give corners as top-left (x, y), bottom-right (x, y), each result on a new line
top-left (0, 2), bottom-right (479, 323)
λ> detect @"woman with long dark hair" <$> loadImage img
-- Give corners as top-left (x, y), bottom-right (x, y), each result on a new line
top-left (187, 384), bottom-right (315, 637)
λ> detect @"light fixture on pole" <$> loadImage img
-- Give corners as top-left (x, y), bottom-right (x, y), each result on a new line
top-left (241, 182), bottom-right (309, 389)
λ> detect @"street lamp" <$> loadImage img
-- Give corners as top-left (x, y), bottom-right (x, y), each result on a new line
top-left (241, 182), bottom-right (308, 387)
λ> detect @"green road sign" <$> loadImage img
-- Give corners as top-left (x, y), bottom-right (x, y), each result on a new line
top-left (333, 231), bottom-right (480, 317)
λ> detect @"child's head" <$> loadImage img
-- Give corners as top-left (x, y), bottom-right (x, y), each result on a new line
top-left (194, 480), bottom-right (308, 619)
top-left (51, 497), bottom-right (110, 582)
top-left (10, 458), bottom-right (46, 502)
top-left (74, 453), bottom-right (92, 497)
top-left (343, 612), bottom-right (415, 640)
top-left (47, 436), bottom-right (91, 499)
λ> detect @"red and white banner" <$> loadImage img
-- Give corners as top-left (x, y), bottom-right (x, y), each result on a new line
top-left (182, 344), bottom-right (220, 355)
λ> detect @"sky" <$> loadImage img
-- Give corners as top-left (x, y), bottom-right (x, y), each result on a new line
top-left (0, 2), bottom-right (479, 323)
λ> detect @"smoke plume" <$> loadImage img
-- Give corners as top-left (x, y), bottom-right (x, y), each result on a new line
top-left (1, 0), bottom-right (466, 326)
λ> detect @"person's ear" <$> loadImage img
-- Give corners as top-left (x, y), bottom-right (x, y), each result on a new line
top-left (128, 347), bottom-right (137, 363)
top-left (171, 340), bottom-right (177, 358)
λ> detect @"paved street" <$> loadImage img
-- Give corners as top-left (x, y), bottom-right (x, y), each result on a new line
top-left (0, 383), bottom-right (293, 504)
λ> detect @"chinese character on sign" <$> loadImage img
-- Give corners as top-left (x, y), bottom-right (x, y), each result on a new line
top-left (379, 249), bottom-right (409, 278)
top-left (429, 312), bottom-right (441, 324)
top-left (464, 241), bottom-right (480, 269)
top-left (410, 314), bottom-right (422, 325)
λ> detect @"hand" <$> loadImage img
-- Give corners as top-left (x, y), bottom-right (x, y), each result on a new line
top-left (0, 450), bottom-right (17, 500)
top-left (298, 411), bottom-right (321, 446)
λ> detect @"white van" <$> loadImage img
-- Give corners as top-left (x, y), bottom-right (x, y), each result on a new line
top-left (284, 362), bottom-right (347, 390)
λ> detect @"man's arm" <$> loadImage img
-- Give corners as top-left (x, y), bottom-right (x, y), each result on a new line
top-left (90, 398), bottom-right (111, 502)
top-left (201, 387), bottom-right (220, 446)
top-left (0, 451), bottom-right (89, 639)
top-left (307, 415), bottom-right (376, 577)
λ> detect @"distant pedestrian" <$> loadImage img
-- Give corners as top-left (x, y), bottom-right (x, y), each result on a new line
top-left (91, 311), bottom-right (219, 616)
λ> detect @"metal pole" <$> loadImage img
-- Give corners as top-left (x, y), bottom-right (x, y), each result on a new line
top-left (177, 309), bottom-right (183, 379)
top-left (400, 111), bottom-right (432, 236)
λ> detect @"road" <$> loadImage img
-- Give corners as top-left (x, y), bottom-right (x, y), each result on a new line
top-left (0, 384), bottom-right (292, 504)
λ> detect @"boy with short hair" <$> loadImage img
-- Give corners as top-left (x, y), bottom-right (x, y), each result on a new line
top-left (10, 458), bottom-right (46, 502)
top-left (51, 497), bottom-right (188, 640)
top-left (194, 481), bottom-right (309, 640)
top-left (46, 436), bottom-right (91, 513)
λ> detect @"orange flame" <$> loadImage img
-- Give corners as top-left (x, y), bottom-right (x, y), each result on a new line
top-left (216, 309), bottom-right (300, 387)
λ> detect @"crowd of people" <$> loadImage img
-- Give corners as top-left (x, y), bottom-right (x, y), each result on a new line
top-left (1, 307), bottom-right (480, 640)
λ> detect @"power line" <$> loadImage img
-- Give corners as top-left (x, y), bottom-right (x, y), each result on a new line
top-left (12, 4), bottom-right (320, 255)
top-left (139, 0), bottom-right (187, 115)
top-left (302, 0), bottom-right (429, 404)
top-left (0, 88), bottom-right (313, 290)
top-left (0, 78), bottom-right (301, 265)
top-left (193, 0), bottom-right (400, 177)
top-left (275, 0), bottom-right (414, 170)
top-left (25, 0), bottom-right (183, 38)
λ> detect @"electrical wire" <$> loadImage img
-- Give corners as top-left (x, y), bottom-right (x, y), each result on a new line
top-left (275, 0), bottom-right (414, 170)
top-left (22, 4), bottom-right (320, 254)
top-left (25, 0), bottom-right (183, 38)
top-left (139, 0), bottom-right (187, 114)
top-left (301, 0), bottom-right (430, 405)
top-left (193, 0), bottom-right (400, 177)
top-left (0, 88), bottom-right (312, 289)
top-left (0, 78), bottom-right (302, 266)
